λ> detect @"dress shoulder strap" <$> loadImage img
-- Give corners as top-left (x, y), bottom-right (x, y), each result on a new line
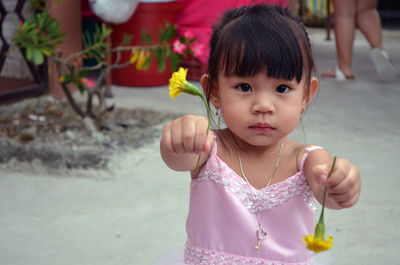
top-left (299, 146), bottom-right (323, 172)
top-left (209, 130), bottom-right (218, 157)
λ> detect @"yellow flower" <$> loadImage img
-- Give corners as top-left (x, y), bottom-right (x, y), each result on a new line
top-left (303, 157), bottom-right (337, 253)
top-left (58, 76), bottom-right (65, 83)
top-left (169, 67), bottom-right (188, 100)
top-left (169, 67), bottom-right (203, 100)
top-left (135, 49), bottom-right (151, 70)
top-left (42, 48), bottom-right (52, 56)
top-left (302, 234), bottom-right (333, 253)
top-left (130, 48), bottom-right (139, 64)
top-left (168, 68), bottom-right (212, 172)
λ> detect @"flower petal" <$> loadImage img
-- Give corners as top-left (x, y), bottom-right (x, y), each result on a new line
top-left (169, 68), bottom-right (188, 100)
top-left (302, 234), bottom-right (333, 253)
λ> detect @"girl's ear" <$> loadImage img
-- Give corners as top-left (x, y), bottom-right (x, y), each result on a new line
top-left (302, 77), bottom-right (319, 108)
top-left (200, 74), bottom-right (220, 108)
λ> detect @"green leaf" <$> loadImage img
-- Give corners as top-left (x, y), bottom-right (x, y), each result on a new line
top-left (62, 74), bottom-right (72, 83)
top-left (141, 52), bottom-right (153, 70)
top-left (21, 21), bottom-right (29, 31)
top-left (141, 29), bottom-right (152, 44)
top-left (93, 24), bottom-right (100, 43)
top-left (158, 25), bottom-right (166, 43)
top-left (26, 46), bottom-right (33, 61)
top-left (187, 38), bottom-right (197, 45)
top-left (155, 47), bottom-right (166, 73)
top-left (68, 65), bottom-right (75, 77)
top-left (158, 21), bottom-right (176, 43)
top-left (31, 30), bottom-right (38, 45)
top-left (77, 70), bottom-right (90, 78)
top-left (103, 25), bottom-right (112, 38)
top-left (75, 81), bottom-right (86, 93)
top-left (32, 48), bottom-right (44, 64)
top-left (170, 52), bottom-right (180, 72)
top-left (83, 30), bottom-right (91, 49)
top-left (37, 12), bottom-right (45, 29)
top-left (163, 22), bottom-right (176, 42)
top-left (101, 23), bottom-right (112, 38)
top-left (121, 33), bottom-right (132, 46)
top-left (48, 20), bottom-right (59, 32)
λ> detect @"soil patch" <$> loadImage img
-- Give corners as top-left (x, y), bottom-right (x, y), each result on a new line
top-left (0, 96), bottom-right (178, 170)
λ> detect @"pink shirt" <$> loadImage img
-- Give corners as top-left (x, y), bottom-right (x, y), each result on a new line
top-left (184, 136), bottom-right (319, 264)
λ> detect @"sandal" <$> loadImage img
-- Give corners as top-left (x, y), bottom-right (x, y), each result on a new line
top-left (371, 48), bottom-right (397, 78)
top-left (321, 67), bottom-right (355, 81)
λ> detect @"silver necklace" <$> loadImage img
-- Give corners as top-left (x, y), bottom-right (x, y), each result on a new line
top-left (235, 138), bottom-right (284, 250)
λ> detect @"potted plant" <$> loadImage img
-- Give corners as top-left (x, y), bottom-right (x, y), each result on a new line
top-left (11, 0), bottom-right (199, 126)
top-left (110, 0), bottom-right (181, 86)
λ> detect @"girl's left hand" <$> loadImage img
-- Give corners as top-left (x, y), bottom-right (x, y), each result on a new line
top-left (313, 158), bottom-right (361, 209)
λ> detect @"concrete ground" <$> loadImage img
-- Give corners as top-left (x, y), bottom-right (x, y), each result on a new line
top-left (0, 28), bottom-right (399, 265)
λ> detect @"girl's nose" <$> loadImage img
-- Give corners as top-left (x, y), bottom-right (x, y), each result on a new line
top-left (251, 93), bottom-right (275, 114)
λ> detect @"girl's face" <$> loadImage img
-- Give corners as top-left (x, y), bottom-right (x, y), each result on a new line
top-left (211, 72), bottom-right (318, 148)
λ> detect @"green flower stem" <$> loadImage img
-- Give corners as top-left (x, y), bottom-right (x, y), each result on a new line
top-left (315, 156), bottom-right (336, 237)
top-left (193, 84), bottom-right (211, 172)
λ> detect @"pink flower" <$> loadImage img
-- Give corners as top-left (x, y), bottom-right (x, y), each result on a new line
top-left (191, 42), bottom-right (204, 58)
top-left (183, 30), bottom-right (194, 40)
top-left (173, 39), bottom-right (187, 55)
top-left (81, 77), bottom-right (95, 90)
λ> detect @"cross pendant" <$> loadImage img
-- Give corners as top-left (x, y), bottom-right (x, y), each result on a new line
top-left (254, 226), bottom-right (267, 250)
top-left (255, 239), bottom-right (262, 250)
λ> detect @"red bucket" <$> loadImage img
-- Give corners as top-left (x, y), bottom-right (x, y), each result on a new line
top-left (111, 1), bottom-right (180, 87)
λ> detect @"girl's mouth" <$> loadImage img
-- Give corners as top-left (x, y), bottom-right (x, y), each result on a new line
top-left (249, 123), bottom-right (275, 133)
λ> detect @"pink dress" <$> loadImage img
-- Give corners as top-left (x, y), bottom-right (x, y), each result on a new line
top-left (155, 136), bottom-right (333, 265)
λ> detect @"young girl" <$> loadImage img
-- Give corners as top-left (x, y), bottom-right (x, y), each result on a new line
top-left (160, 4), bottom-right (361, 265)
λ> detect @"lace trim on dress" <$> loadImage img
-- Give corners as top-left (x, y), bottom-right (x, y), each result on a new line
top-left (184, 240), bottom-right (313, 265)
top-left (192, 155), bottom-right (316, 213)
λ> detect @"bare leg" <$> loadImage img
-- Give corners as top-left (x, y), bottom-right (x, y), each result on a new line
top-left (334, 0), bottom-right (357, 76)
top-left (322, 0), bottom-right (356, 78)
top-left (323, 0), bottom-right (395, 78)
top-left (356, 0), bottom-right (383, 49)
top-left (357, 0), bottom-right (396, 77)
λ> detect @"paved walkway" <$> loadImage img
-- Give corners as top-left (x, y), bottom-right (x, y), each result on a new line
top-left (0, 28), bottom-right (399, 265)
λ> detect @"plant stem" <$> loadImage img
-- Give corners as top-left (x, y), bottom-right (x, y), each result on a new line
top-left (318, 156), bottom-right (337, 224)
top-left (195, 93), bottom-right (211, 172)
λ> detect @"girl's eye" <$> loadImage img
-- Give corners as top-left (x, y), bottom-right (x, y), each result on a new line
top-left (276, 85), bottom-right (290, 94)
top-left (237, 83), bottom-right (253, 93)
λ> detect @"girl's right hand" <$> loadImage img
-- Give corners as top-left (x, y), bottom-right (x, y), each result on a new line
top-left (160, 115), bottom-right (214, 171)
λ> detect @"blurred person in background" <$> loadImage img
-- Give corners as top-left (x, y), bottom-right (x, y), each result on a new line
top-left (322, 0), bottom-right (396, 81)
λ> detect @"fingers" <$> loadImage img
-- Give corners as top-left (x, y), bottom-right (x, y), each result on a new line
top-left (322, 158), bottom-right (361, 208)
top-left (162, 115), bottom-right (211, 155)
top-left (313, 164), bottom-right (331, 185)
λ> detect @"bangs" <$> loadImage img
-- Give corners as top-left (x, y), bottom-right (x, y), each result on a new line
top-left (213, 8), bottom-right (305, 83)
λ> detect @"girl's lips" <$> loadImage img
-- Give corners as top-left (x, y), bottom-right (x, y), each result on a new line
top-left (249, 123), bottom-right (275, 133)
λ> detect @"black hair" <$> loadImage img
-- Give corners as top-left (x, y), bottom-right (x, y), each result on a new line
top-left (205, 4), bottom-right (315, 101)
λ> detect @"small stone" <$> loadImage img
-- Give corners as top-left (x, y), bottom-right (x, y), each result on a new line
top-left (65, 130), bottom-right (76, 139)
top-left (0, 138), bottom-right (16, 163)
top-left (101, 120), bottom-right (117, 131)
top-left (117, 119), bottom-right (138, 129)
top-left (28, 114), bottom-right (46, 122)
top-left (19, 133), bottom-right (35, 143)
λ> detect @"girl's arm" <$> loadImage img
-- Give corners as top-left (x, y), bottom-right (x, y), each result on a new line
top-left (303, 149), bottom-right (361, 210)
top-left (160, 114), bottom-right (214, 172)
